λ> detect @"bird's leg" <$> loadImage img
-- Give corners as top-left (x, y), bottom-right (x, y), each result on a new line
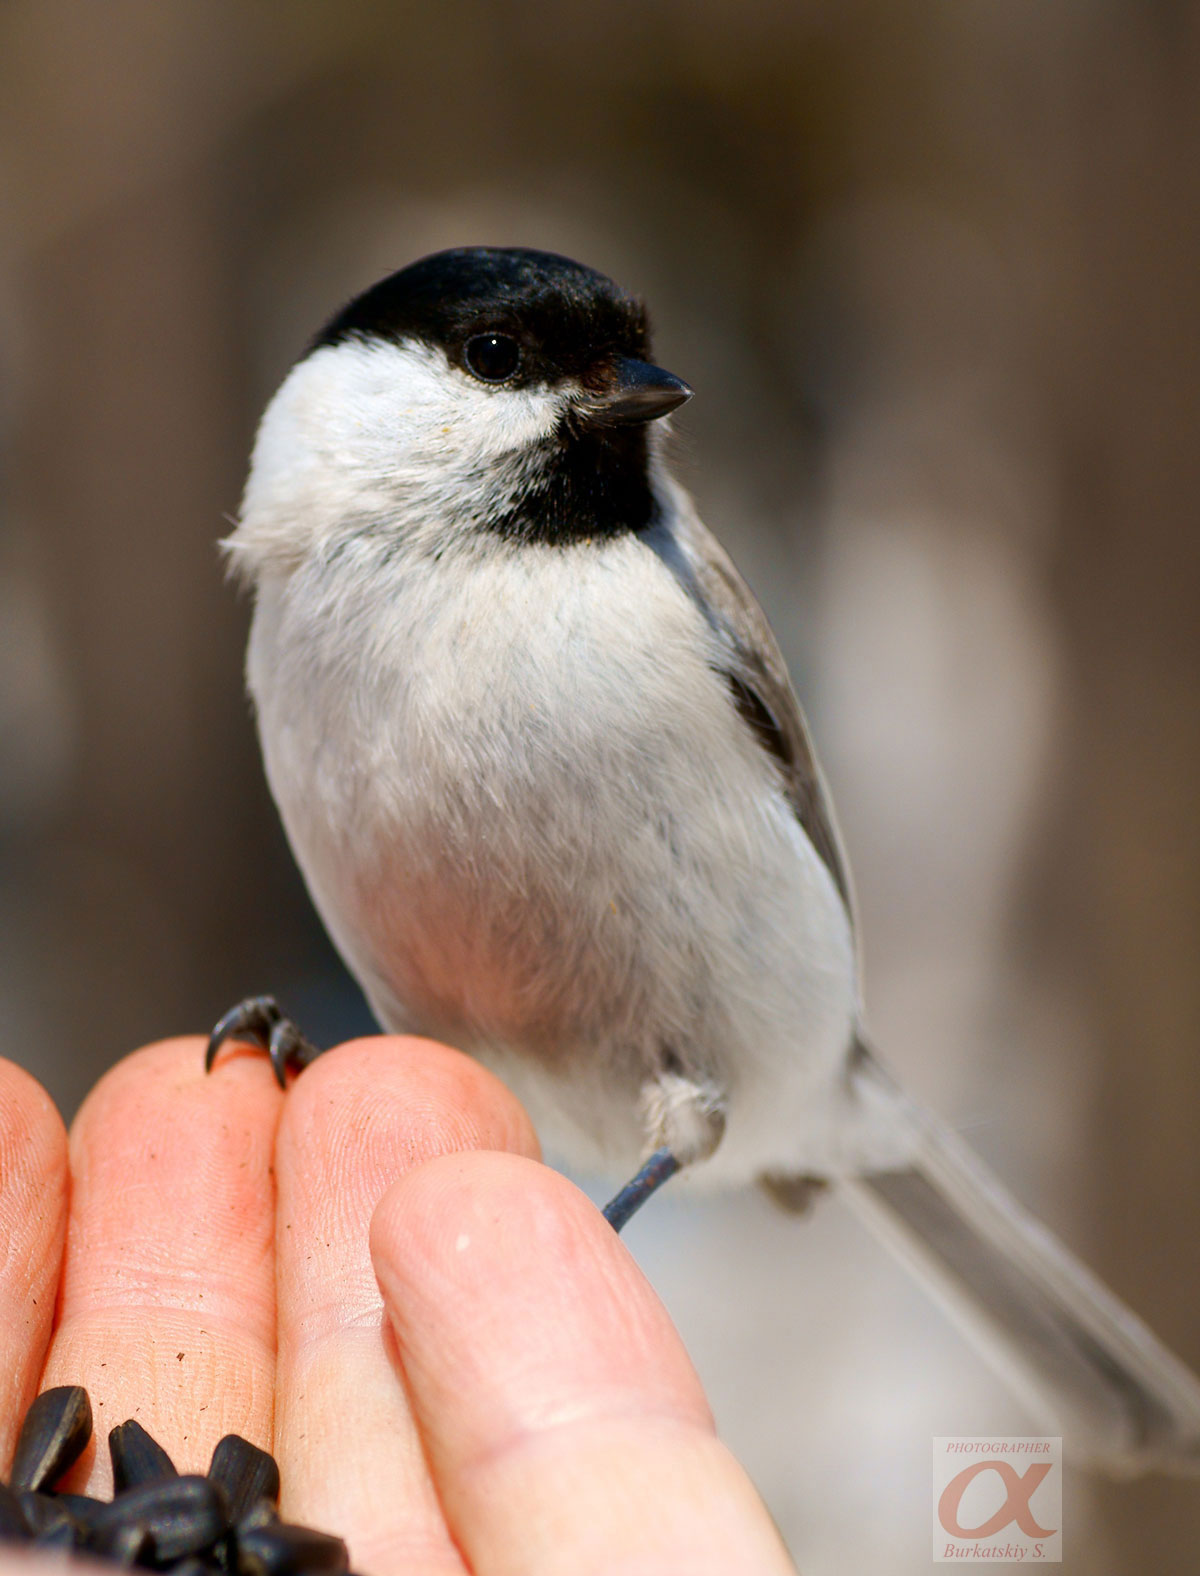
top-left (601, 1067), bottom-right (727, 1232)
top-left (205, 995), bottom-right (323, 1089)
top-left (602, 1149), bottom-right (682, 1230)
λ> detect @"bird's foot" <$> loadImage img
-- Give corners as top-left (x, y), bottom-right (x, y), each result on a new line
top-left (758, 1171), bottom-right (830, 1216)
top-left (600, 1068), bottom-right (727, 1231)
top-left (205, 995), bottom-right (322, 1089)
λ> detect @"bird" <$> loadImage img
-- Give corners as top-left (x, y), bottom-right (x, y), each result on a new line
top-left (208, 245), bottom-right (1200, 1474)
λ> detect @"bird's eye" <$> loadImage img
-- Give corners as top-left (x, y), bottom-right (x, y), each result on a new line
top-left (464, 333), bottom-right (521, 383)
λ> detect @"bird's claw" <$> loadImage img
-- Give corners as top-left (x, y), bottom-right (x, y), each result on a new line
top-left (205, 995), bottom-right (322, 1088)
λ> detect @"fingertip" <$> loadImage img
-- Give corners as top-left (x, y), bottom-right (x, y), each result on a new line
top-left (273, 1035), bottom-right (541, 1344)
top-left (44, 1035), bottom-right (285, 1487)
top-left (370, 1149), bottom-right (711, 1442)
top-left (62, 1033), bottom-right (285, 1280)
top-left (370, 1148), bottom-right (608, 1294)
top-left (0, 1058), bottom-right (68, 1258)
top-left (366, 1154), bottom-right (796, 1576)
top-left (270, 1036), bottom-right (538, 1564)
top-left (0, 1060), bottom-right (69, 1468)
top-left (71, 1035), bottom-right (283, 1147)
top-left (0, 1056), bottom-right (67, 1185)
top-left (280, 1035), bottom-right (540, 1171)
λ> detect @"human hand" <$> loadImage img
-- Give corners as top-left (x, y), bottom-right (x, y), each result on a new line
top-left (0, 1037), bottom-right (795, 1574)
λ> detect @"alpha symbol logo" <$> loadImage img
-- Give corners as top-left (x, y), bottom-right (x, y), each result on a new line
top-left (938, 1459), bottom-right (1056, 1539)
top-left (932, 1437), bottom-right (1062, 1562)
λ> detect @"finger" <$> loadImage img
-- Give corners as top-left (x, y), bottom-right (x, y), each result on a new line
top-left (0, 1061), bottom-right (69, 1472)
top-left (41, 1038), bottom-right (284, 1492)
top-left (272, 1037), bottom-right (539, 1576)
top-left (372, 1152), bottom-right (796, 1576)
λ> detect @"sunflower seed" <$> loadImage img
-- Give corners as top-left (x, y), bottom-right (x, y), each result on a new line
top-left (110, 1418), bottom-right (179, 1492)
top-left (91, 1518), bottom-right (155, 1566)
top-left (235, 1522), bottom-right (349, 1576)
top-left (7, 1386), bottom-right (352, 1573)
top-left (95, 1475), bottom-right (229, 1563)
top-left (0, 1482), bottom-right (28, 1540)
top-left (34, 1518), bottom-right (80, 1551)
top-left (208, 1436), bottom-right (280, 1522)
top-left (18, 1490), bottom-right (79, 1544)
top-left (235, 1500), bottom-right (279, 1535)
top-left (9, 1385), bottom-right (92, 1492)
top-left (55, 1491), bottom-right (108, 1534)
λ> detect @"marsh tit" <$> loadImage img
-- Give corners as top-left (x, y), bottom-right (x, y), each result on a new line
top-left (209, 247), bottom-right (1200, 1472)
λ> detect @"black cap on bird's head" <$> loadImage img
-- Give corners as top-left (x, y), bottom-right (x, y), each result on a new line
top-left (314, 247), bottom-right (692, 429)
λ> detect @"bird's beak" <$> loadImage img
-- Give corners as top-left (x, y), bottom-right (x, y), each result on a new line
top-left (579, 357), bottom-right (693, 426)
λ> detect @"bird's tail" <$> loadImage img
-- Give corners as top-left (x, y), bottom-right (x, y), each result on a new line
top-left (836, 1048), bottom-right (1200, 1475)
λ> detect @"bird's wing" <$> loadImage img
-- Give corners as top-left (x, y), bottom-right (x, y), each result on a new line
top-left (643, 502), bottom-right (855, 917)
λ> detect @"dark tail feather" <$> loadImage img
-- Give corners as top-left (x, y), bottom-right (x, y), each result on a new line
top-left (837, 1052), bottom-right (1200, 1475)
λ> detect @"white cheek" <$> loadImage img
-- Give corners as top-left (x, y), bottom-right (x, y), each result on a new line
top-left (309, 338), bottom-right (556, 469)
top-left (231, 338), bottom-right (565, 573)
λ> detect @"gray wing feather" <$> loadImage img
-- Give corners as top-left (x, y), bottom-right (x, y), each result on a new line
top-left (644, 503), bottom-right (855, 915)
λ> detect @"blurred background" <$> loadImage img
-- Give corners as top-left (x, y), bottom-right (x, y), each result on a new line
top-left (2, 1), bottom-right (1198, 1568)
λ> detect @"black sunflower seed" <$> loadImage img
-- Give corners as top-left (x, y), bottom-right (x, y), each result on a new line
top-left (55, 1491), bottom-right (109, 1534)
top-left (9, 1384), bottom-right (93, 1492)
top-left (208, 1533), bottom-right (235, 1574)
top-left (0, 1481), bottom-right (28, 1540)
top-left (8, 1386), bottom-right (353, 1573)
top-left (18, 1490), bottom-right (79, 1544)
top-left (92, 1518), bottom-right (156, 1566)
top-left (33, 1517), bottom-right (80, 1551)
top-left (234, 1522), bottom-right (349, 1576)
top-left (110, 1418), bottom-right (180, 1492)
top-left (235, 1500), bottom-right (279, 1535)
top-left (207, 1436), bottom-right (280, 1522)
top-left (95, 1475), bottom-right (229, 1564)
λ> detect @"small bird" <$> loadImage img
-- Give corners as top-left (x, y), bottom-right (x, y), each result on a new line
top-left (209, 246), bottom-right (1200, 1473)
